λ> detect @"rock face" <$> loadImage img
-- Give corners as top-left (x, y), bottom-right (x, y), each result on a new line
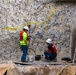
top-left (0, 0), bottom-right (76, 61)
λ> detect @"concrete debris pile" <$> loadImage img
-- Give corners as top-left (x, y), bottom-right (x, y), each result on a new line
top-left (0, 61), bottom-right (23, 75)
top-left (0, 61), bottom-right (76, 75)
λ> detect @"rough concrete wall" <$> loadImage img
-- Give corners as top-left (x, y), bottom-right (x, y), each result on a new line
top-left (0, 0), bottom-right (76, 61)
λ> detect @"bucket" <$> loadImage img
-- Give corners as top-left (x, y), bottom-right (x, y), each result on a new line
top-left (28, 55), bottom-right (34, 62)
top-left (35, 55), bottom-right (41, 61)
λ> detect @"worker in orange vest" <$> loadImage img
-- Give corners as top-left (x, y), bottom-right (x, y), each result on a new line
top-left (19, 26), bottom-right (29, 62)
top-left (44, 38), bottom-right (57, 61)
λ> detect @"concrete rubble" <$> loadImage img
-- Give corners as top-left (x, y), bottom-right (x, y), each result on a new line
top-left (0, 61), bottom-right (76, 75)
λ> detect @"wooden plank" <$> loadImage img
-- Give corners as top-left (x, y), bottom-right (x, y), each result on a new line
top-left (13, 61), bottom-right (33, 65)
top-left (13, 61), bottom-right (76, 65)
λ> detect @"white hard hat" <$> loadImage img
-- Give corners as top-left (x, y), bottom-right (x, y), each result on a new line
top-left (23, 26), bottom-right (29, 31)
top-left (46, 38), bottom-right (52, 43)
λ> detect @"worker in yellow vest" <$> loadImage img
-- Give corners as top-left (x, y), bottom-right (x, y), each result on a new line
top-left (19, 26), bottom-right (29, 62)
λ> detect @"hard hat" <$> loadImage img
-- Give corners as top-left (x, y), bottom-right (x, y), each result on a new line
top-left (23, 26), bottom-right (29, 31)
top-left (46, 38), bottom-right (52, 43)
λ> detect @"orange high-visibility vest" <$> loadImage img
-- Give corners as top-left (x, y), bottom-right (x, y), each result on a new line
top-left (48, 46), bottom-right (57, 53)
top-left (20, 31), bottom-right (24, 41)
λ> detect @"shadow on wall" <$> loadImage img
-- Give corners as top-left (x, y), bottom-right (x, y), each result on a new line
top-left (70, 25), bottom-right (76, 60)
top-left (42, 0), bottom-right (76, 3)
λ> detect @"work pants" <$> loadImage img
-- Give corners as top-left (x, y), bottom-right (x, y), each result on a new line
top-left (44, 51), bottom-right (57, 60)
top-left (20, 45), bottom-right (28, 62)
